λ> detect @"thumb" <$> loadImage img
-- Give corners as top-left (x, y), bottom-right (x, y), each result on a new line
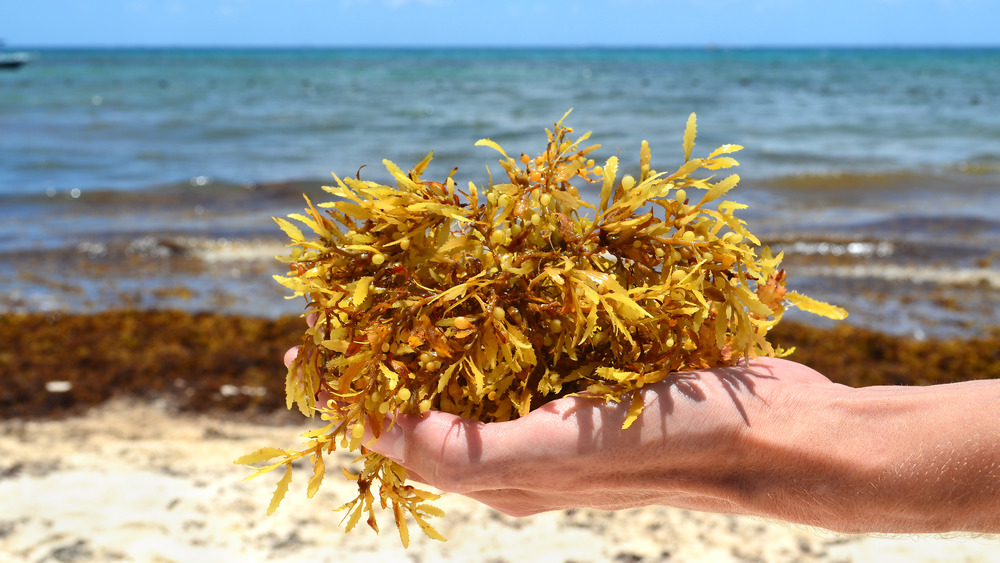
top-left (364, 410), bottom-right (489, 493)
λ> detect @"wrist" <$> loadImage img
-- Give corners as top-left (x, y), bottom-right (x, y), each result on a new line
top-left (724, 381), bottom-right (887, 532)
top-left (729, 378), bottom-right (1000, 533)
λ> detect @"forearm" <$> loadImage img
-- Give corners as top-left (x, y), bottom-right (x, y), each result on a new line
top-left (735, 378), bottom-right (1000, 534)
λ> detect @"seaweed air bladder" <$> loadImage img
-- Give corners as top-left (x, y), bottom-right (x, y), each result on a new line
top-left (237, 111), bottom-right (847, 546)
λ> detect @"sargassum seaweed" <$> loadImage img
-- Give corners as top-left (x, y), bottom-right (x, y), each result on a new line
top-left (236, 111), bottom-right (847, 546)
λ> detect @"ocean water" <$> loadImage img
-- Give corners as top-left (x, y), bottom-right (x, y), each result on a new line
top-left (2, 47), bottom-right (999, 337)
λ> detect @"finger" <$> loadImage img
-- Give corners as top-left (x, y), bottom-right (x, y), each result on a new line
top-left (362, 414), bottom-right (413, 465)
top-left (364, 410), bottom-right (494, 493)
top-left (283, 346), bottom-right (301, 368)
top-left (306, 312), bottom-right (317, 327)
top-left (396, 464), bottom-right (429, 486)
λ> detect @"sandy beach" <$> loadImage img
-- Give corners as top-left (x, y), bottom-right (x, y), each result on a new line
top-left (2, 399), bottom-right (997, 563)
top-left (3, 45), bottom-right (1000, 563)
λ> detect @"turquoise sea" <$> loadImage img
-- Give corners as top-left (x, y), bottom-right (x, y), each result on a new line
top-left (2, 48), bottom-right (999, 337)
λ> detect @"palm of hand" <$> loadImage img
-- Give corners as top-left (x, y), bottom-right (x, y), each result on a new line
top-left (360, 357), bottom-right (837, 517)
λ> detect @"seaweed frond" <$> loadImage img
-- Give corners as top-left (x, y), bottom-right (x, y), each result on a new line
top-left (238, 112), bottom-right (847, 545)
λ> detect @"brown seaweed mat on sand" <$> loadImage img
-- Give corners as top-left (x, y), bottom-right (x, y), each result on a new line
top-left (1, 310), bottom-right (999, 420)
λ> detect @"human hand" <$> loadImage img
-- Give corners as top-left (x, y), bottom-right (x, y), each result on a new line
top-left (284, 331), bottom-right (1000, 534)
top-left (360, 357), bottom-right (839, 518)
top-left (283, 314), bottom-right (1000, 535)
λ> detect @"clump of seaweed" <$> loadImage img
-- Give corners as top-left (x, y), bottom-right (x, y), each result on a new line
top-left (237, 112), bottom-right (847, 546)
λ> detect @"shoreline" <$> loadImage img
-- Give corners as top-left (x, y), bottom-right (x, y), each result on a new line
top-left (3, 310), bottom-right (1000, 420)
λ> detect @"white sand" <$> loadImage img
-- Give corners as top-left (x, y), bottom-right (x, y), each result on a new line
top-left (2, 401), bottom-right (997, 563)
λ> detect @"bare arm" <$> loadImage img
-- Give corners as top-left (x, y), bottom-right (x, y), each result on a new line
top-left (355, 357), bottom-right (1000, 534)
top-left (767, 371), bottom-right (1000, 533)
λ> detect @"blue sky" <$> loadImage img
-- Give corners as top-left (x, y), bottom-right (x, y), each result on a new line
top-left (3, 0), bottom-right (999, 48)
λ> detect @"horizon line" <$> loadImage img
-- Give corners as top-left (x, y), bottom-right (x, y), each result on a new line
top-left (10, 43), bottom-right (1000, 51)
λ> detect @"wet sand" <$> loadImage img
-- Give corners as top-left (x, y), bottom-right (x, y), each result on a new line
top-left (2, 399), bottom-right (998, 563)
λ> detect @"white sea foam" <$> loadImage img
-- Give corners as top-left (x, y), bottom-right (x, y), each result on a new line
top-left (182, 238), bottom-right (288, 263)
top-left (783, 240), bottom-right (895, 258)
top-left (794, 264), bottom-right (1000, 289)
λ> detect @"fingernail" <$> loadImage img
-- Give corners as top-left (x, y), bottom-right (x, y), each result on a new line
top-left (366, 424), bottom-right (405, 464)
top-left (283, 346), bottom-right (300, 368)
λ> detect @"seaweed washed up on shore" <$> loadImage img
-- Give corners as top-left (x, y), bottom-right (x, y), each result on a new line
top-left (3, 310), bottom-right (999, 421)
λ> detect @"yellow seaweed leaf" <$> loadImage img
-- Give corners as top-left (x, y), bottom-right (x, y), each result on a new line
top-left (413, 151), bottom-right (434, 175)
top-left (596, 366), bottom-right (637, 383)
top-left (242, 460), bottom-right (289, 482)
top-left (396, 503), bottom-right (410, 548)
top-left (285, 354), bottom-right (315, 417)
top-left (353, 276), bottom-right (373, 306)
top-left (415, 515), bottom-right (447, 542)
top-left (343, 501), bottom-right (365, 532)
top-left (708, 144), bottom-right (744, 158)
top-left (274, 217), bottom-right (305, 243)
top-left (580, 304), bottom-right (600, 345)
top-left (267, 463), bottom-right (293, 516)
top-left (234, 447), bottom-right (288, 466)
top-left (300, 420), bottom-right (337, 439)
top-left (474, 138), bottom-right (511, 159)
top-left (699, 174), bottom-right (740, 206)
top-left (702, 156), bottom-right (740, 170)
top-left (383, 159), bottom-right (418, 190)
top-left (599, 156), bottom-right (619, 214)
top-left (417, 503), bottom-right (446, 518)
top-left (719, 200), bottom-right (749, 213)
top-left (639, 140), bottom-right (651, 179)
top-left (683, 112), bottom-right (697, 162)
top-left (621, 393), bottom-right (646, 430)
top-left (307, 454), bottom-right (325, 499)
top-left (287, 213), bottom-right (324, 236)
top-left (786, 291), bottom-right (849, 320)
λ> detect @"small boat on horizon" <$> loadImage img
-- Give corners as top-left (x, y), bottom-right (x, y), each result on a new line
top-left (0, 51), bottom-right (32, 70)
